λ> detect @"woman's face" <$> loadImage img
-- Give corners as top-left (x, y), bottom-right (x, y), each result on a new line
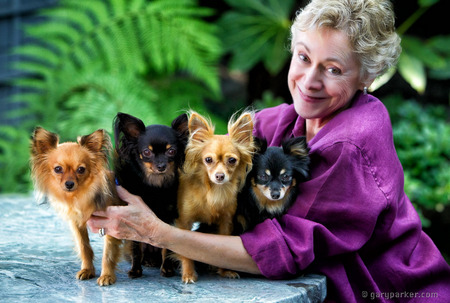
top-left (288, 27), bottom-right (364, 123)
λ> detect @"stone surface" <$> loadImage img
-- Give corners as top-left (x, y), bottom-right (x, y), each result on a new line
top-left (0, 195), bottom-right (326, 302)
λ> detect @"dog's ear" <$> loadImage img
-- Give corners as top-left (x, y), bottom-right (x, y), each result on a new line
top-left (31, 127), bottom-right (59, 155)
top-left (114, 112), bottom-right (145, 141)
top-left (282, 136), bottom-right (310, 180)
top-left (188, 112), bottom-right (214, 143)
top-left (254, 137), bottom-right (267, 154)
top-left (228, 111), bottom-right (254, 146)
top-left (79, 129), bottom-right (112, 157)
top-left (282, 137), bottom-right (308, 157)
top-left (172, 113), bottom-right (189, 140)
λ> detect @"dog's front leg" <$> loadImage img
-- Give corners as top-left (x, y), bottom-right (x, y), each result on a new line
top-left (175, 218), bottom-right (198, 283)
top-left (217, 216), bottom-right (240, 279)
top-left (128, 240), bottom-right (143, 278)
top-left (70, 221), bottom-right (95, 280)
top-left (97, 235), bottom-right (122, 286)
top-left (160, 248), bottom-right (175, 277)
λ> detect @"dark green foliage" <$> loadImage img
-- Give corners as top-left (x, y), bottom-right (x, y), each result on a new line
top-left (218, 0), bottom-right (296, 75)
top-left (1, 0), bottom-right (223, 192)
top-left (384, 95), bottom-right (450, 226)
top-left (10, 0), bottom-right (222, 133)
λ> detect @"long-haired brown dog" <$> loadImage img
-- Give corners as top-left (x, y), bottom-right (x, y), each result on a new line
top-left (30, 127), bottom-right (125, 286)
top-left (175, 111), bottom-right (255, 283)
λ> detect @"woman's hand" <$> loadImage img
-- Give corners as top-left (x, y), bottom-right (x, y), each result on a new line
top-left (87, 186), bottom-right (168, 246)
top-left (88, 186), bottom-right (260, 275)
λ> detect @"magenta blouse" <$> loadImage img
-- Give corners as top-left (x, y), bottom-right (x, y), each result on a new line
top-left (240, 92), bottom-right (450, 302)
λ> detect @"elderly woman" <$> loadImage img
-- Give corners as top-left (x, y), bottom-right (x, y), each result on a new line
top-left (88, 0), bottom-right (450, 301)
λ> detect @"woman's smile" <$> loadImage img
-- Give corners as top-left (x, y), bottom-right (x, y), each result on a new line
top-left (297, 86), bottom-right (326, 103)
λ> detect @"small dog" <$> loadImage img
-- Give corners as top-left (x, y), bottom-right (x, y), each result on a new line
top-left (30, 127), bottom-right (124, 286)
top-left (234, 137), bottom-right (310, 234)
top-left (175, 110), bottom-right (255, 283)
top-left (113, 112), bottom-right (189, 278)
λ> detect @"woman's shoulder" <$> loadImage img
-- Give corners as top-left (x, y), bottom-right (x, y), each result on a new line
top-left (253, 103), bottom-right (299, 145)
top-left (313, 93), bottom-right (393, 151)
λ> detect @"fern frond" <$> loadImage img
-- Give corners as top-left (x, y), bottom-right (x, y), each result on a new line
top-left (219, 0), bottom-right (295, 75)
top-left (3, 0), bottom-right (227, 193)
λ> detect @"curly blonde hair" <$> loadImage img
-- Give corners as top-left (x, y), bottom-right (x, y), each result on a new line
top-left (291, 0), bottom-right (401, 82)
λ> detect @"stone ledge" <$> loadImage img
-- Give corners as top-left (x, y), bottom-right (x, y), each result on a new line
top-left (0, 195), bottom-right (326, 302)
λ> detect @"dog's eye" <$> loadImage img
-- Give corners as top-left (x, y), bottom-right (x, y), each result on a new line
top-left (166, 148), bottom-right (176, 156)
top-left (205, 157), bottom-right (213, 164)
top-left (281, 174), bottom-right (292, 183)
top-left (54, 166), bottom-right (63, 174)
top-left (228, 157), bottom-right (237, 165)
top-left (142, 149), bottom-right (152, 158)
top-left (258, 174), bottom-right (269, 183)
top-left (77, 167), bottom-right (86, 174)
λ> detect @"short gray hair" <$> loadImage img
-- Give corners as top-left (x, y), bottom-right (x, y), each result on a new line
top-left (291, 0), bottom-right (401, 82)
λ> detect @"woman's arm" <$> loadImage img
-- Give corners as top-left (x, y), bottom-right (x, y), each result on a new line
top-left (87, 186), bottom-right (261, 275)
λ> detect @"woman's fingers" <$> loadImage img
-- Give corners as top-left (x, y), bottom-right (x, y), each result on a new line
top-left (116, 185), bottom-right (136, 202)
top-left (87, 213), bottom-right (107, 233)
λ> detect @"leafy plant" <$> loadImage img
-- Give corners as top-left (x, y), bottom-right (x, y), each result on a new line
top-left (1, 0), bottom-right (223, 192)
top-left (372, 0), bottom-right (450, 94)
top-left (251, 90), bottom-right (284, 110)
top-left (217, 0), bottom-right (296, 75)
top-left (384, 95), bottom-right (450, 226)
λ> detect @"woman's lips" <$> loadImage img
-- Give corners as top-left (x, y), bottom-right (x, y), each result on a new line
top-left (298, 87), bottom-right (325, 103)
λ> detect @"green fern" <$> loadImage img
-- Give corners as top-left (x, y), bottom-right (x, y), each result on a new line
top-left (218, 0), bottom-right (296, 75)
top-left (1, 0), bottom-right (224, 193)
top-left (11, 0), bottom-right (222, 130)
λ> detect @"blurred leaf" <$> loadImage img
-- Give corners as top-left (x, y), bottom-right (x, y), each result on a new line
top-left (427, 35), bottom-right (450, 55)
top-left (397, 52), bottom-right (427, 94)
top-left (218, 0), bottom-right (295, 75)
top-left (428, 60), bottom-right (450, 79)
top-left (418, 0), bottom-right (439, 7)
top-left (402, 36), bottom-right (446, 69)
top-left (370, 67), bottom-right (396, 92)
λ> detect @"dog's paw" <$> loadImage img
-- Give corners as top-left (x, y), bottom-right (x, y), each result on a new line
top-left (218, 268), bottom-right (240, 279)
top-left (97, 274), bottom-right (116, 286)
top-left (181, 271), bottom-right (198, 284)
top-left (127, 268), bottom-right (143, 279)
top-left (76, 268), bottom-right (95, 280)
top-left (160, 266), bottom-right (175, 277)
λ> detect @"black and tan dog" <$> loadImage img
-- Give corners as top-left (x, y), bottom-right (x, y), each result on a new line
top-left (113, 112), bottom-right (189, 278)
top-left (234, 136), bottom-right (310, 234)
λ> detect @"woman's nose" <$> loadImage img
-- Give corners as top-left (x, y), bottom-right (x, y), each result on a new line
top-left (303, 67), bottom-right (322, 91)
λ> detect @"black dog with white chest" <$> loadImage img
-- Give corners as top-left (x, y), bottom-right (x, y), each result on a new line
top-left (234, 136), bottom-right (310, 234)
top-left (113, 112), bottom-right (188, 278)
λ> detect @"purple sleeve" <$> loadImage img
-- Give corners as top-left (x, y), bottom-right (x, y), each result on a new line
top-left (240, 141), bottom-right (388, 279)
top-left (253, 104), bottom-right (299, 146)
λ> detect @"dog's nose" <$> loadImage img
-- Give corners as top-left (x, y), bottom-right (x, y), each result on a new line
top-left (156, 164), bottom-right (167, 172)
top-left (215, 173), bottom-right (225, 182)
top-left (271, 191), bottom-right (280, 200)
top-left (65, 181), bottom-right (75, 190)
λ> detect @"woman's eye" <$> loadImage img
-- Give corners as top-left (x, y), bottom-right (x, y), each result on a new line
top-left (298, 53), bottom-right (309, 63)
top-left (54, 166), bottom-right (63, 174)
top-left (328, 67), bottom-right (342, 75)
top-left (77, 166), bottom-right (86, 174)
top-left (142, 149), bottom-right (152, 158)
top-left (205, 157), bottom-right (213, 164)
